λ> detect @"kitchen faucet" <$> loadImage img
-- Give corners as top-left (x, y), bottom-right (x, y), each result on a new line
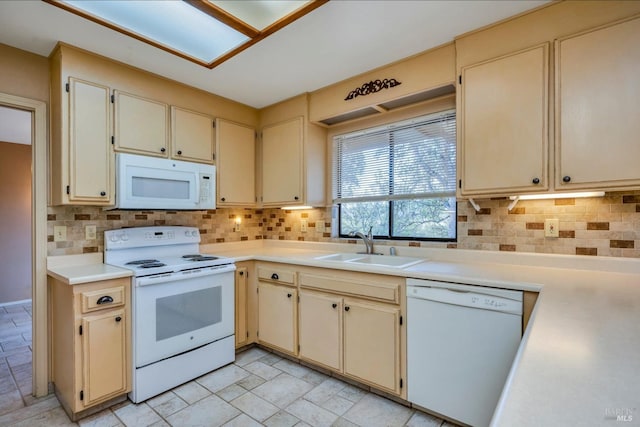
top-left (349, 226), bottom-right (375, 254)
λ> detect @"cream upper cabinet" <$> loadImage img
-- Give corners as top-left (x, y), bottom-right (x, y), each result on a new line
top-left (343, 299), bottom-right (401, 394)
top-left (113, 91), bottom-right (169, 157)
top-left (298, 290), bottom-right (342, 371)
top-left (555, 16), bottom-right (640, 190)
top-left (66, 77), bottom-right (113, 205)
top-left (216, 118), bottom-right (256, 206)
top-left (261, 116), bottom-right (304, 205)
top-left (459, 44), bottom-right (549, 196)
top-left (171, 106), bottom-right (215, 164)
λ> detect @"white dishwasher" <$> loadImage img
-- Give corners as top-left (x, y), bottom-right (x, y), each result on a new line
top-left (406, 278), bottom-right (522, 427)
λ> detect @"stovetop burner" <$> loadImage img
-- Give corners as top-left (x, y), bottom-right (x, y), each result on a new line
top-left (126, 259), bottom-right (160, 265)
top-left (138, 262), bottom-right (167, 268)
top-left (183, 254), bottom-right (219, 261)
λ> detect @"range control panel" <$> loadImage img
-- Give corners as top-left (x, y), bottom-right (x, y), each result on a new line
top-left (105, 226), bottom-right (200, 249)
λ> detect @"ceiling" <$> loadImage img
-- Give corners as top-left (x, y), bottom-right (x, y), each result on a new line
top-left (0, 1), bottom-right (549, 109)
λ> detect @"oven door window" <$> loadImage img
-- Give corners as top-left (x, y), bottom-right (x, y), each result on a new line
top-left (156, 287), bottom-right (221, 341)
top-left (134, 272), bottom-right (234, 367)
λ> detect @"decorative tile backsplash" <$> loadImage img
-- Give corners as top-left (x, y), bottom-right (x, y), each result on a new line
top-left (47, 190), bottom-right (640, 258)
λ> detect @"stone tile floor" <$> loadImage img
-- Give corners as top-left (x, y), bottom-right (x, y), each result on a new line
top-left (0, 304), bottom-right (454, 426)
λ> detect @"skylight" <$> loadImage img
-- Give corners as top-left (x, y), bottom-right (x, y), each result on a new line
top-left (47, 0), bottom-right (327, 68)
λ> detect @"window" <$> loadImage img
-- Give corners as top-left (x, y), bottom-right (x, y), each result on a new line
top-left (333, 110), bottom-right (457, 241)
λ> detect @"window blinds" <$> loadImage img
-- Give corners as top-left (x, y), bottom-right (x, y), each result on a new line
top-left (332, 110), bottom-right (456, 204)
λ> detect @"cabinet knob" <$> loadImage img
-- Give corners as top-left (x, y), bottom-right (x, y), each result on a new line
top-left (239, 271), bottom-right (244, 276)
top-left (563, 176), bottom-right (571, 183)
top-left (344, 306), bottom-right (350, 312)
top-left (221, 197), bottom-right (226, 202)
top-left (100, 191), bottom-right (106, 196)
top-left (332, 303), bottom-right (337, 309)
top-left (115, 316), bottom-right (122, 322)
top-left (271, 273), bottom-right (279, 280)
top-left (177, 150), bottom-right (182, 155)
top-left (96, 295), bottom-right (113, 305)
top-left (532, 177), bottom-right (540, 185)
top-left (287, 293), bottom-right (292, 298)
top-left (294, 196), bottom-right (299, 201)
top-left (160, 147), bottom-right (166, 153)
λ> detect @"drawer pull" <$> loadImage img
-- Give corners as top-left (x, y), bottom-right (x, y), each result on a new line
top-left (287, 293), bottom-right (292, 298)
top-left (271, 273), bottom-right (279, 280)
top-left (96, 295), bottom-right (114, 305)
top-left (115, 316), bottom-right (122, 322)
top-left (344, 306), bottom-right (350, 312)
top-left (332, 303), bottom-right (337, 309)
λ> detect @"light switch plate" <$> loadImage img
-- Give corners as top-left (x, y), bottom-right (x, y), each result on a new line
top-left (545, 218), bottom-right (559, 238)
top-left (54, 226), bottom-right (67, 242)
top-left (301, 219), bottom-right (308, 233)
top-left (85, 225), bottom-right (97, 240)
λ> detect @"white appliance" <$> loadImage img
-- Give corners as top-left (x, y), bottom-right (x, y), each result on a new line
top-left (406, 278), bottom-right (522, 427)
top-left (104, 226), bottom-right (234, 403)
top-left (115, 153), bottom-right (215, 210)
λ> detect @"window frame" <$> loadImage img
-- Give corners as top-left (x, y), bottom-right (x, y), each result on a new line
top-left (334, 110), bottom-right (457, 242)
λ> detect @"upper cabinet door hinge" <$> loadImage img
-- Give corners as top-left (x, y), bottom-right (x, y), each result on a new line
top-left (80, 390), bottom-right (84, 400)
top-left (111, 136), bottom-right (115, 145)
top-left (458, 179), bottom-right (462, 189)
top-left (79, 325), bottom-right (83, 335)
top-left (399, 315), bottom-right (403, 326)
top-left (400, 378), bottom-right (403, 389)
top-left (212, 153), bottom-right (215, 160)
top-left (110, 94), bottom-right (114, 103)
top-left (212, 121), bottom-right (215, 128)
top-left (66, 185), bottom-right (70, 195)
top-left (65, 83), bottom-right (69, 93)
top-left (459, 75), bottom-right (462, 85)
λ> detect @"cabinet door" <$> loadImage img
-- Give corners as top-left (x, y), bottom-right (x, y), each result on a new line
top-left (235, 267), bottom-right (249, 348)
top-left (257, 282), bottom-right (297, 354)
top-left (216, 119), bottom-right (255, 206)
top-left (460, 44), bottom-right (549, 195)
top-left (299, 291), bottom-right (342, 371)
top-left (171, 106), bottom-right (214, 164)
top-left (343, 300), bottom-right (400, 394)
top-left (261, 117), bottom-right (303, 205)
top-left (114, 91), bottom-right (169, 157)
top-left (69, 77), bottom-right (113, 204)
top-left (81, 308), bottom-right (127, 406)
top-left (556, 16), bottom-right (640, 189)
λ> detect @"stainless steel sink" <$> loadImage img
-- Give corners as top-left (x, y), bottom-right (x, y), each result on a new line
top-left (314, 253), bottom-right (424, 268)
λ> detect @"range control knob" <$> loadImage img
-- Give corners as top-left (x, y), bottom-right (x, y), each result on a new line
top-left (191, 230), bottom-right (198, 237)
top-left (109, 234), bottom-right (119, 242)
top-left (120, 233), bottom-right (129, 241)
top-left (184, 231), bottom-right (190, 237)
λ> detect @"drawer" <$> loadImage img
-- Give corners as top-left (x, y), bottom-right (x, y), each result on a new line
top-left (81, 286), bottom-right (125, 313)
top-left (299, 273), bottom-right (400, 304)
top-left (257, 265), bottom-right (296, 286)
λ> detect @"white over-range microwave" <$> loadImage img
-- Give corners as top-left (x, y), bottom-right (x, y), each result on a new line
top-left (114, 153), bottom-right (215, 210)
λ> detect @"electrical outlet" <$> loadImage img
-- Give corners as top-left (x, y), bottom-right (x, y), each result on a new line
top-left (544, 218), bottom-right (559, 238)
top-left (316, 222), bottom-right (325, 233)
top-left (301, 219), bottom-right (308, 232)
top-left (85, 225), bottom-right (97, 240)
top-left (54, 226), bottom-right (67, 242)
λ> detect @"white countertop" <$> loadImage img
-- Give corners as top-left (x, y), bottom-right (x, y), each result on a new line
top-left (46, 241), bottom-right (640, 425)
top-left (200, 240), bottom-right (640, 427)
top-left (47, 253), bottom-right (132, 285)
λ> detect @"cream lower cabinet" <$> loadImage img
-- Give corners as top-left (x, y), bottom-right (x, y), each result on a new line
top-left (49, 276), bottom-right (131, 421)
top-left (298, 270), bottom-right (405, 397)
top-left (235, 265), bottom-right (249, 348)
top-left (298, 291), bottom-right (342, 371)
top-left (343, 299), bottom-right (400, 394)
top-left (257, 264), bottom-right (298, 355)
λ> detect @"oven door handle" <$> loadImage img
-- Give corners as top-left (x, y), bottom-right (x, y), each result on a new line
top-left (135, 264), bottom-right (236, 287)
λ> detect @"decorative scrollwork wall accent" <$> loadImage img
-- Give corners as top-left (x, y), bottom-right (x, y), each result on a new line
top-left (344, 78), bottom-right (402, 101)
